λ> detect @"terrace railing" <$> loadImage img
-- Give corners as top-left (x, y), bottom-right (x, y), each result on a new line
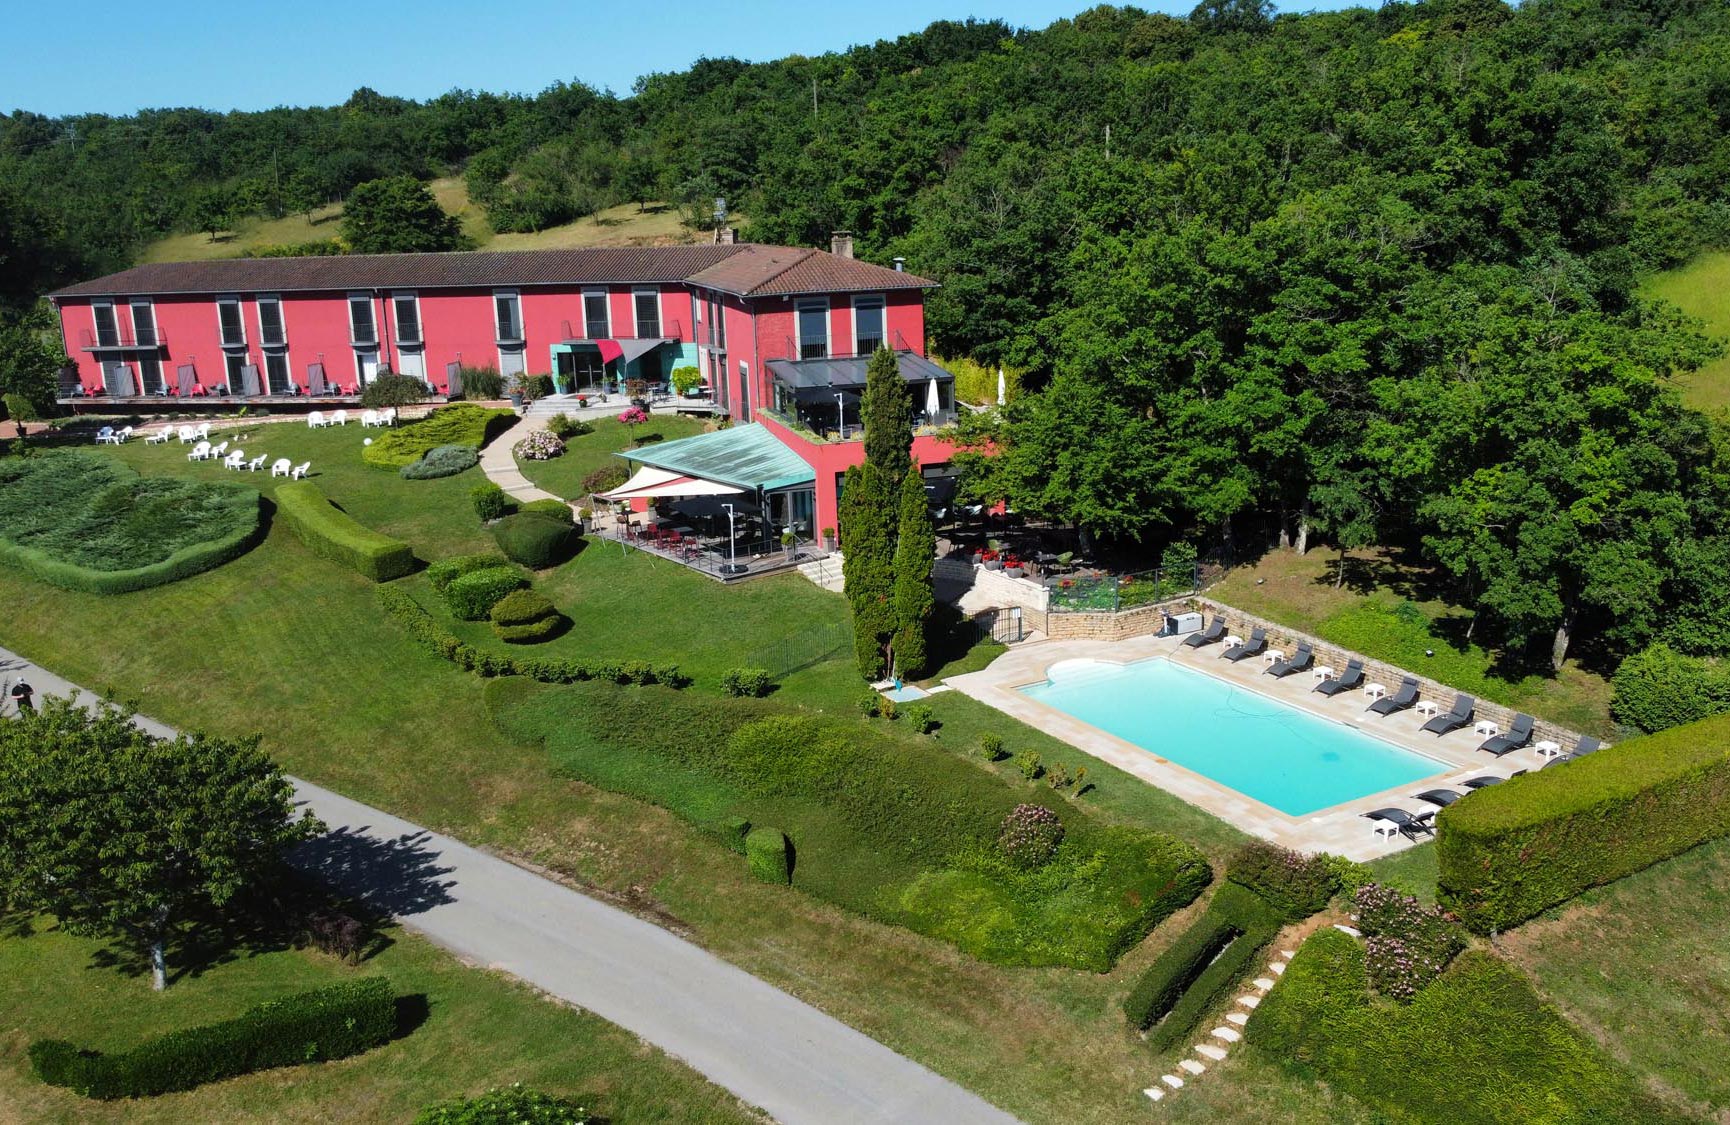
top-left (1047, 563), bottom-right (1201, 614)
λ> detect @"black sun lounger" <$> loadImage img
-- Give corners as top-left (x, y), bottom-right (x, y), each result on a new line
top-left (1363, 807), bottom-right (1437, 839)
top-left (1265, 642), bottom-right (1314, 678)
top-left (1368, 676), bottom-right (1419, 716)
top-left (1221, 626), bottom-right (1267, 662)
top-left (1421, 693), bottom-right (1475, 736)
top-left (1573, 735), bottom-right (1603, 757)
top-left (1314, 658), bottom-right (1364, 697)
top-left (1480, 713), bottom-right (1535, 755)
top-left (1413, 788), bottom-right (1463, 808)
top-left (1183, 617), bottom-right (1228, 648)
top-left (1460, 776), bottom-right (1504, 789)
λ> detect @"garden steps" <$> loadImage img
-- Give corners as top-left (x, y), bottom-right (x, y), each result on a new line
top-left (1210, 1026), bottom-right (1242, 1043)
top-left (1194, 1043), bottom-right (1227, 1061)
top-left (1225, 1011), bottom-right (1249, 1026)
top-left (1177, 1059), bottom-right (1206, 1075)
top-left (1160, 1074), bottom-right (1184, 1089)
top-left (1333, 924), bottom-right (1362, 937)
top-left (1236, 994), bottom-right (1261, 1009)
top-left (1252, 977), bottom-right (1276, 991)
top-left (797, 554), bottom-right (846, 592)
top-left (1144, 1087), bottom-right (1166, 1103)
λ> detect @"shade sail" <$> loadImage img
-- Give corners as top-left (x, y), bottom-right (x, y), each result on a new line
top-left (600, 464), bottom-right (744, 500)
top-left (585, 338), bottom-right (670, 367)
top-left (619, 422), bottom-right (815, 493)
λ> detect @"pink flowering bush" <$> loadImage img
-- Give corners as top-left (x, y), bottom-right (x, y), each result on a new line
top-left (617, 406), bottom-right (649, 427)
top-left (514, 430), bottom-right (566, 461)
top-left (1227, 840), bottom-right (1340, 921)
top-left (997, 803), bottom-right (1064, 870)
top-left (1354, 883), bottom-right (1466, 1002)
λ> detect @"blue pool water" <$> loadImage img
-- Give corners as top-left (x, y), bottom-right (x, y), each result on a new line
top-left (1019, 657), bottom-right (1444, 816)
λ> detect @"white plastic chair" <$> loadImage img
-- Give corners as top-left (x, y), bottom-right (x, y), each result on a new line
top-left (209, 440), bottom-right (230, 459)
top-left (291, 461), bottom-right (311, 479)
top-left (223, 450), bottom-right (245, 470)
top-left (360, 409), bottom-right (379, 428)
top-left (178, 426), bottom-right (195, 443)
top-left (186, 440), bottom-right (212, 461)
top-left (307, 411), bottom-right (327, 429)
top-left (270, 458), bottom-right (293, 477)
top-left (247, 454), bottom-right (267, 471)
top-left (331, 410), bottom-right (348, 426)
top-left (146, 428), bottom-right (171, 445)
top-left (115, 425), bottom-right (134, 443)
top-left (382, 407), bottom-right (397, 425)
top-left (94, 426), bottom-right (115, 444)
top-left (194, 423), bottom-right (211, 441)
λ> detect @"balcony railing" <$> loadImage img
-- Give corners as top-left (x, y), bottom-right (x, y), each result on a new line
top-left (559, 319), bottom-right (684, 343)
top-left (80, 327), bottom-right (167, 351)
top-left (762, 403), bottom-right (957, 445)
top-left (778, 329), bottom-right (911, 362)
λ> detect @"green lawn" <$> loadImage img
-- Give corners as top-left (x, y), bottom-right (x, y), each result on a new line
top-left (1210, 547), bottom-right (1615, 734)
top-left (0, 916), bottom-right (752, 1124)
top-left (513, 415), bottom-right (709, 502)
top-left (1643, 250), bottom-right (1730, 412)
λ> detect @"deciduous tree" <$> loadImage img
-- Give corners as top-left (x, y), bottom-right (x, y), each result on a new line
top-left (341, 176), bottom-right (467, 253)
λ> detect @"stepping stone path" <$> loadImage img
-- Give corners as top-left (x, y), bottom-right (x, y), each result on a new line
top-left (1147, 951), bottom-right (1294, 1109)
top-left (1334, 924), bottom-right (1362, 937)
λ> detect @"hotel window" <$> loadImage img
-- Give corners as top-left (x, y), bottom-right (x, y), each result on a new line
top-left (853, 296), bottom-right (885, 355)
top-left (264, 350), bottom-right (292, 395)
top-left (494, 290), bottom-right (522, 342)
top-left (634, 289), bottom-right (661, 338)
top-left (129, 301), bottom-right (157, 347)
top-left (797, 300), bottom-right (829, 359)
top-left (583, 290), bottom-right (609, 339)
top-left (257, 296), bottom-right (285, 347)
top-left (217, 297), bottom-right (246, 348)
top-left (709, 294), bottom-right (726, 348)
top-left (92, 302), bottom-right (119, 347)
top-left (392, 293), bottom-right (421, 345)
top-left (348, 294), bottom-right (376, 345)
top-left (138, 356), bottom-right (165, 395)
top-left (224, 351), bottom-right (248, 390)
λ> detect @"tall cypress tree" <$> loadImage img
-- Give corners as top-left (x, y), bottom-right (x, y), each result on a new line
top-left (893, 464), bottom-right (936, 677)
top-left (840, 462), bottom-right (896, 680)
top-left (861, 345), bottom-right (912, 482)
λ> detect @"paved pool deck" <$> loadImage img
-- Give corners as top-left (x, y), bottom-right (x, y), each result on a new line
top-left (945, 633), bottom-right (1558, 860)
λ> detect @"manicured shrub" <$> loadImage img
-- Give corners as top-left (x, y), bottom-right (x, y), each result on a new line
top-left (580, 463), bottom-right (628, 495)
top-left (362, 404), bottom-right (514, 469)
top-left (493, 513), bottom-right (578, 568)
top-left (1124, 881), bottom-right (1280, 1043)
top-left (1354, 883), bottom-right (1466, 1002)
top-left (746, 827), bottom-right (791, 884)
top-left (360, 371), bottom-right (428, 409)
top-left (1147, 910), bottom-right (1278, 1049)
top-left (543, 412), bottom-right (593, 440)
top-left (1124, 912), bottom-right (1239, 1031)
top-left (444, 566), bottom-right (527, 620)
top-left (495, 617), bottom-right (562, 644)
top-left (427, 552), bottom-right (510, 593)
top-left (274, 481), bottom-right (414, 581)
top-left (1247, 931), bottom-right (1669, 1124)
top-left (856, 689), bottom-right (881, 717)
top-left (489, 588), bottom-right (556, 626)
top-left (1611, 643), bottom-right (1730, 733)
top-left (979, 733), bottom-right (1006, 761)
top-left (904, 703), bottom-right (937, 733)
top-left (375, 586), bottom-right (684, 687)
top-left (305, 910), bottom-right (366, 963)
top-left (399, 443), bottom-right (479, 479)
top-left (997, 804), bottom-right (1064, 869)
top-left (0, 452), bottom-right (261, 593)
top-left (721, 667), bottom-right (773, 698)
top-left (1436, 711), bottom-right (1730, 933)
top-left (1227, 840), bottom-right (1341, 922)
top-left (470, 482), bottom-right (510, 521)
top-left (29, 978), bottom-right (395, 1099)
top-left (518, 498), bottom-right (575, 524)
top-left (514, 429), bottom-right (566, 461)
top-left (710, 815), bottom-right (752, 855)
top-left (415, 1083), bottom-right (590, 1124)
top-left (1015, 749), bottom-right (1043, 780)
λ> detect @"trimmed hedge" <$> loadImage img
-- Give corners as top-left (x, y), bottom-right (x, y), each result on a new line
top-left (1247, 931), bottom-right (1674, 1124)
top-left (1436, 711), bottom-right (1730, 933)
top-left (399, 444), bottom-right (479, 480)
top-left (29, 977), bottom-right (395, 1099)
top-left (415, 1084), bottom-right (589, 1123)
top-left (746, 827), bottom-right (792, 884)
top-left (274, 481), bottom-right (415, 581)
top-left (1123, 912), bottom-right (1239, 1032)
top-left (489, 588), bottom-right (556, 626)
top-left (711, 815), bottom-right (752, 855)
top-left (362, 404), bottom-right (515, 470)
top-left (518, 498), bottom-right (575, 524)
top-left (1124, 881), bottom-right (1280, 1044)
top-left (377, 585), bottom-right (685, 686)
top-left (497, 617), bottom-right (562, 644)
top-left (428, 552), bottom-right (510, 593)
top-left (471, 482), bottom-right (511, 521)
top-left (721, 668), bottom-right (774, 698)
top-left (444, 566), bottom-right (528, 620)
top-left (493, 513), bottom-right (578, 568)
top-left (1226, 841), bottom-right (1340, 923)
top-left (0, 452), bottom-right (261, 594)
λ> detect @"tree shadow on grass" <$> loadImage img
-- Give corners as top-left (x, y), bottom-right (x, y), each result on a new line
top-left (289, 827), bottom-right (459, 919)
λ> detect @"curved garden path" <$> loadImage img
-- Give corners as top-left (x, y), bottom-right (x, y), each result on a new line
top-left (0, 644), bottom-right (1018, 1125)
top-left (478, 413), bottom-right (560, 503)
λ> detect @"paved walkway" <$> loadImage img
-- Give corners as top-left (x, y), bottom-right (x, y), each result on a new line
top-left (0, 644), bottom-right (1016, 1125)
top-left (478, 413), bottom-right (561, 503)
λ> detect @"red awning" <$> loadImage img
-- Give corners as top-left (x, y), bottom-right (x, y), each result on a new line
top-left (596, 340), bottom-right (624, 365)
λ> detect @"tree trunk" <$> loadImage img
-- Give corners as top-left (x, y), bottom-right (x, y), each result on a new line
top-left (1295, 502), bottom-right (1310, 556)
top-left (1336, 547), bottom-right (1348, 588)
top-left (151, 940), bottom-right (166, 991)
top-left (1277, 512), bottom-right (1291, 551)
top-left (1551, 606), bottom-right (1575, 672)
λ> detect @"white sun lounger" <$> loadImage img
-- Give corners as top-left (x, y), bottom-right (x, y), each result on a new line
top-left (145, 427), bottom-right (172, 444)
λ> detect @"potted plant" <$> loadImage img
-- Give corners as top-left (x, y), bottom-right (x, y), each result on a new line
top-left (822, 526), bottom-right (837, 551)
top-left (507, 376), bottom-right (525, 411)
top-left (1003, 553), bottom-right (1025, 578)
top-left (781, 530), bottom-right (797, 557)
top-left (577, 506), bottom-right (594, 532)
top-left (576, 393), bottom-right (590, 408)
top-left (981, 548), bottom-right (1003, 571)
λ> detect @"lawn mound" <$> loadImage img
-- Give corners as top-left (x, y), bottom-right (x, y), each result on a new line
top-left (486, 678), bottom-right (1210, 970)
top-left (0, 452), bottom-right (260, 593)
top-left (363, 405), bottom-right (515, 470)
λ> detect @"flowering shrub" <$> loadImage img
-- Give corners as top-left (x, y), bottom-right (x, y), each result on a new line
top-left (1227, 840), bottom-right (1341, 921)
top-left (1354, 883), bottom-right (1466, 1002)
top-left (997, 803), bottom-right (1064, 869)
top-left (514, 429), bottom-right (566, 461)
top-left (617, 406), bottom-right (649, 427)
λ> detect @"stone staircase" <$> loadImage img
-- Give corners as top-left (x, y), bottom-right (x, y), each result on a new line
top-left (798, 554), bottom-right (845, 592)
top-left (1142, 946), bottom-right (1298, 1106)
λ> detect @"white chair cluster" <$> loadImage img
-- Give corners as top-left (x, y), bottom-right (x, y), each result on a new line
top-left (94, 425), bottom-right (134, 445)
top-left (360, 408), bottom-right (396, 428)
top-left (178, 432), bottom-right (309, 478)
top-left (307, 410), bottom-right (349, 429)
top-left (176, 424), bottom-right (213, 444)
top-left (270, 458), bottom-right (310, 478)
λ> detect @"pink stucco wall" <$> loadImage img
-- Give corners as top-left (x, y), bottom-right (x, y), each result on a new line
top-left (758, 412), bottom-right (957, 538)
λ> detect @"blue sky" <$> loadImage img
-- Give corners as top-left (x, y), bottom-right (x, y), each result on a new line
top-left (1, 0), bottom-right (1364, 117)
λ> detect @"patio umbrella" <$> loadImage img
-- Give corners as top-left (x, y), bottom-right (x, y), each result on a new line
top-left (996, 366), bottom-right (1006, 406)
top-left (926, 376), bottom-right (941, 417)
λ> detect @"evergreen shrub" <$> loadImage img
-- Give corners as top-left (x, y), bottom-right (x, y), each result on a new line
top-left (1611, 643), bottom-right (1730, 733)
top-left (746, 827), bottom-right (791, 884)
top-left (427, 552), bottom-right (509, 593)
top-left (399, 444), bottom-right (479, 479)
top-left (363, 404), bottom-right (513, 469)
top-left (470, 482), bottom-right (511, 521)
top-left (444, 566), bottom-right (527, 620)
top-left (274, 481), bottom-right (414, 581)
top-left (493, 513), bottom-right (577, 568)
top-left (721, 668), bottom-right (773, 697)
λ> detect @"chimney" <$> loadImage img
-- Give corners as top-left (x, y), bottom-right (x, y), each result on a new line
top-left (830, 231), bottom-right (854, 259)
top-left (891, 256), bottom-right (906, 273)
top-left (713, 225), bottom-right (736, 246)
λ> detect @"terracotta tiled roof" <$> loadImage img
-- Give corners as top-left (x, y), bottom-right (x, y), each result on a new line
top-left (49, 244), bottom-right (937, 300)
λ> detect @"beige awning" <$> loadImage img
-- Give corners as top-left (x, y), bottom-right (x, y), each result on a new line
top-left (600, 464), bottom-right (745, 500)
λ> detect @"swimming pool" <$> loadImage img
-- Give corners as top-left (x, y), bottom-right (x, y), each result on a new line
top-left (1018, 657), bottom-right (1444, 816)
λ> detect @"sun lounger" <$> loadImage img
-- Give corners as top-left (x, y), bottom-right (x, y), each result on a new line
top-left (186, 440), bottom-right (212, 461)
top-left (1265, 642), bottom-right (1314, 678)
top-left (94, 426), bottom-right (116, 444)
top-left (1183, 617), bottom-right (1228, 648)
top-left (1314, 658), bottom-right (1364, 697)
top-left (1221, 627), bottom-right (1267, 662)
top-left (1421, 693), bottom-right (1475, 736)
top-left (1413, 788), bottom-right (1463, 808)
top-left (145, 427), bottom-right (171, 444)
top-left (1460, 776), bottom-right (1504, 789)
top-left (291, 461), bottom-right (311, 479)
top-left (270, 458), bottom-right (293, 477)
top-left (1573, 735), bottom-right (1603, 757)
top-left (1363, 807), bottom-right (1436, 840)
top-left (1479, 713), bottom-right (1535, 755)
top-left (1369, 676), bottom-right (1420, 715)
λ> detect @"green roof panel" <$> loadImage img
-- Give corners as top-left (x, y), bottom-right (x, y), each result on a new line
top-left (619, 422), bottom-right (815, 493)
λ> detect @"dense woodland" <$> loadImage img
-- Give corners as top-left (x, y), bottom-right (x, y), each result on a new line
top-left (3, 0), bottom-right (1730, 673)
